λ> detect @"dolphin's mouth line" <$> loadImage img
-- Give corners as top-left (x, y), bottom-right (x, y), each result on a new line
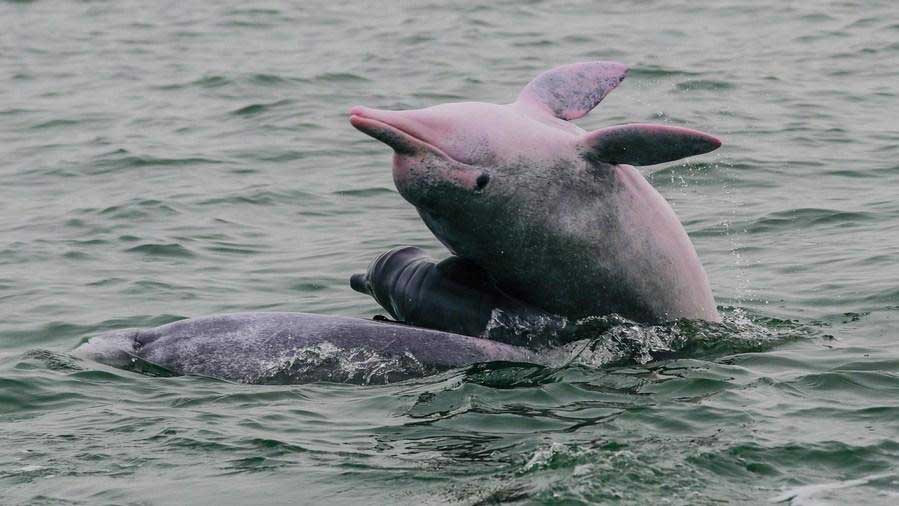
top-left (349, 113), bottom-right (471, 166)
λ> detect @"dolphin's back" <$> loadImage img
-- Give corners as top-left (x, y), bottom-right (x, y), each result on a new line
top-left (75, 312), bottom-right (539, 384)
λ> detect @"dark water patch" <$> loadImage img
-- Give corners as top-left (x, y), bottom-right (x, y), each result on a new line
top-left (791, 371), bottom-right (899, 397)
top-left (228, 167), bottom-right (259, 175)
top-left (99, 199), bottom-right (179, 220)
top-left (794, 30), bottom-right (849, 44)
top-left (788, 405), bottom-right (899, 425)
top-left (411, 91), bottom-right (466, 101)
top-left (222, 456), bottom-right (296, 474)
top-left (695, 440), bottom-right (899, 479)
top-left (332, 187), bottom-right (397, 198)
top-left (166, 390), bottom-right (311, 409)
top-left (154, 435), bottom-right (242, 454)
top-left (722, 352), bottom-right (826, 376)
top-left (202, 242), bottom-right (265, 256)
top-left (91, 151), bottom-right (226, 174)
top-left (512, 39), bottom-right (557, 48)
top-left (0, 375), bottom-right (89, 414)
top-left (844, 253), bottom-right (895, 268)
top-left (124, 243), bottom-right (195, 258)
top-left (460, 363), bottom-right (558, 390)
top-left (798, 12), bottom-right (836, 23)
top-left (156, 75), bottom-right (232, 91)
top-left (628, 65), bottom-right (701, 79)
top-left (820, 168), bottom-right (880, 178)
top-left (862, 287), bottom-right (899, 305)
top-left (28, 118), bottom-right (81, 130)
top-left (833, 359), bottom-right (899, 373)
top-left (63, 218), bottom-right (88, 229)
top-left (288, 280), bottom-right (328, 292)
top-left (249, 149), bottom-right (314, 163)
top-left (561, 34), bottom-right (592, 44)
top-left (222, 8), bottom-right (282, 16)
top-left (637, 375), bottom-right (734, 401)
top-left (62, 250), bottom-right (91, 261)
top-left (196, 188), bottom-right (318, 207)
top-left (247, 73), bottom-right (302, 86)
top-left (218, 20), bottom-right (277, 29)
top-left (241, 437), bottom-right (309, 455)
top-left (86, 277), bottom-right (127, 287)
top-left (0, 107), bottom-right (38, 116)
top-left (399, 33), bottom-right (434, 45)
top-left (122, 280), bottom-right (183, 295)
top-left (675, 79), bottom-right (735, 91)
top-left (745, 208), bottom-right (878, 233)
top-left (315, 72), bottom-right (370, 83)
top-left (230, 99), bottom-right (294, 117)
top-left (66, 369), bottom-right (142, 383)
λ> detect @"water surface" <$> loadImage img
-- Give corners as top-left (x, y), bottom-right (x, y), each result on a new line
top-left (1, 0), bottom-right (898, 504)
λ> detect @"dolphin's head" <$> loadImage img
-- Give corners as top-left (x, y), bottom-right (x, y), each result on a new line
top-left (349, 62), bottom-right (721, 259)
top-left (349, 102), bottom-right (522, 212)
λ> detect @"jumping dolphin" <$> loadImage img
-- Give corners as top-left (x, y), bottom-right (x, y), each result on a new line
top-left (349, 61), bottom-right (721, 323)
top-left (74, 312), bottom-right (539, 384)
top-left (351, 246), bottom-right (571, 347)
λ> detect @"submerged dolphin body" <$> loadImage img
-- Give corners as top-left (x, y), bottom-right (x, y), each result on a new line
top-left (74, 312), bottom-right (539, 384)
top-left (350, 61), bottom-right (721, 323)
top-left (351, 246), bottom-right (571, 347)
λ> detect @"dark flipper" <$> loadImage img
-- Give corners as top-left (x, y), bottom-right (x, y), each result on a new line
top-left (579, 123), bottom-right (721, 166)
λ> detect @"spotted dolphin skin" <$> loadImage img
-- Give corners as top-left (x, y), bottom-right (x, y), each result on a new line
top-left (74, 312), bottom-right (539, 384)
top-left (350, 61), bottom-right (721, 323)
top-left (351, 246), bottom-right (571, 347)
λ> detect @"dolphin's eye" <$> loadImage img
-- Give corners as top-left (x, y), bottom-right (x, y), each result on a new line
top-left (475, 172), bottom-right (490, 190)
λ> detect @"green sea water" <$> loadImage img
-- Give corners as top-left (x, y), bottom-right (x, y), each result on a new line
top-left (1, 0), bottom-right (898, 504)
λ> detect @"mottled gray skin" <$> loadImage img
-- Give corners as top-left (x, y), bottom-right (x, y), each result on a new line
top-left (74, 312), bottom-right (539, 384)
top-left (413, 160), bottom-right (713, 323)
top-left (351, 246), bottom-right (569, 347)
top-left (349, 61), bottom-right (721, 323)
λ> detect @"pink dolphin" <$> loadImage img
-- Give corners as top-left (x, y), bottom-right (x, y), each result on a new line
top-left (350, 62), bottom-right (721, 323)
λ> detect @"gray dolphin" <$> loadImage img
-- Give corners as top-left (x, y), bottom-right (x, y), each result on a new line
top-left (349, 61), bottom-right (721, 323)
top-left (350, 246), bottom-right (571, 347)
top-left (74, 312), bottom-right (539, 384)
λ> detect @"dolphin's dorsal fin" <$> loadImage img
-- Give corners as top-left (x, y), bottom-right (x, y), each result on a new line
top-left (514, 61), bottom-right (628, 121)
top-left (578, 123), bottom-right (721, 166)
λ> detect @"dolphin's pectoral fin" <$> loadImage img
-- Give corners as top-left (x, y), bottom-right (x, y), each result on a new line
top-left (578, 123), bottom-right (721, 166)
top-left (514, 61), bottom-right (628, 121)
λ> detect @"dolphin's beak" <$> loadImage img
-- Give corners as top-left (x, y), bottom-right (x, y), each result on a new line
top-left (349, 106), bottom-right (442, 156)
